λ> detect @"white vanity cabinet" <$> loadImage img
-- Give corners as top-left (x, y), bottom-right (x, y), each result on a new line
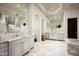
top-left (28, 37), bottom-right (34, 50)
top-left (8, 39), bottom-right (24, 56)
top-left (0, 42), bottom-right (8, 56)
top-left (0, 37), bottom-right (33, 56)
top-left (8, 37), bottom-right (30, 56)
top-left (23, 37), bottom-right (30, 55)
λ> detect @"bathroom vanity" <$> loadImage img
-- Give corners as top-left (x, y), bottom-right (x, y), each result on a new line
top-left (0, 4), bottom-right (34, 56)
top-left (0, 35), bottom-right (33, 56)
top-left (0, 41), bottom-right (8, 56)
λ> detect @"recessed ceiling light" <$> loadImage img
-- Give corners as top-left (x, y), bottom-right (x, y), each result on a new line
top-left (16, 5), bottom-right (20, 8)
top-left (51, 8), bottom-right (54, 10)
top-left (23, 9), bottom-right (26, 11)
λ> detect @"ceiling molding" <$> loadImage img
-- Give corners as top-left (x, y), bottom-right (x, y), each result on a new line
top-left (37, 4), bottom-right (47, 14)
top-left (33, 4), bottom-right (50, 20)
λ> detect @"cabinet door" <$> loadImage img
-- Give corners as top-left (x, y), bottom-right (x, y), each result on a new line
top-left (20, 41), bottom-right (25, 55)
top-left (0, 47), bottom-right (8, 56)
top-left (24, 38), bottom-right (29, 53)
top-left (9, 40), bottom-right (24, 56)
top-left (28, 37), bottom-right (34, 49)
top-left (0, 42), bottom-right (8, 56)
top-left (11, 41), bottom-right (22, 56)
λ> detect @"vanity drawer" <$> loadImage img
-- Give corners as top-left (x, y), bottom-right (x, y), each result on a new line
top-left (0, 53), bottom-right (8, 56)
top-left (0, 48), bottom-right (8, 56)
top-left (0, 48), bottom-right (8, 53)
top-left (0, 53), bottom-right (7, 56)
top-left (0, 42), bottom-right (8, 49)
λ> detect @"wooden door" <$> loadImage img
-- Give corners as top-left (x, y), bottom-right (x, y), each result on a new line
top-left (68, 18), bottom-right (77, 39)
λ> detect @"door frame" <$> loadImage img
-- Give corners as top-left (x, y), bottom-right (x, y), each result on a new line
top-left (67, 17), bottom-right (78, 39)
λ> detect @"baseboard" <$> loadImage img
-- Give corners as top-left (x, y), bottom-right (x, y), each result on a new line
top-left (22, 51), bottom-right (30, 56)
top-left (49, 39), bottom-right (64, 41)
top-left (23, 47), bottom-right (34, 56)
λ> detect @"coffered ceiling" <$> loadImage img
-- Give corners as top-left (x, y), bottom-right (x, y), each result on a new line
top-left (37, 3), bottom-right (79, 23)
top-left (62, 3), bottom-right (79, 10)
top-left (42, 3), bottom-right (60, 15)
top-left (38, 3), bottom-right (79, 15)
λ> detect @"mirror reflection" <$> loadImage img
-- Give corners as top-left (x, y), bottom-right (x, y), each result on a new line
top-left (0, 4), bottom-right (29, 33)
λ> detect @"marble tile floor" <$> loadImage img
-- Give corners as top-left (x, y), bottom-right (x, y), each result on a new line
top-left (26, 40), bottom-right (72, 56)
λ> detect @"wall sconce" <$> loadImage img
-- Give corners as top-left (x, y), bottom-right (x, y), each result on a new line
top-left (23, 23), bottom-right (26, 26)
top-left (56, 25), bottom-right (61, 28)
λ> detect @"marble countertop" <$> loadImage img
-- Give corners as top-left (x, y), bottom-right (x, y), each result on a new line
top-left (0, 37), bottom-right (21, 43)
top-left (0, 34), bottom-right (30, 43)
